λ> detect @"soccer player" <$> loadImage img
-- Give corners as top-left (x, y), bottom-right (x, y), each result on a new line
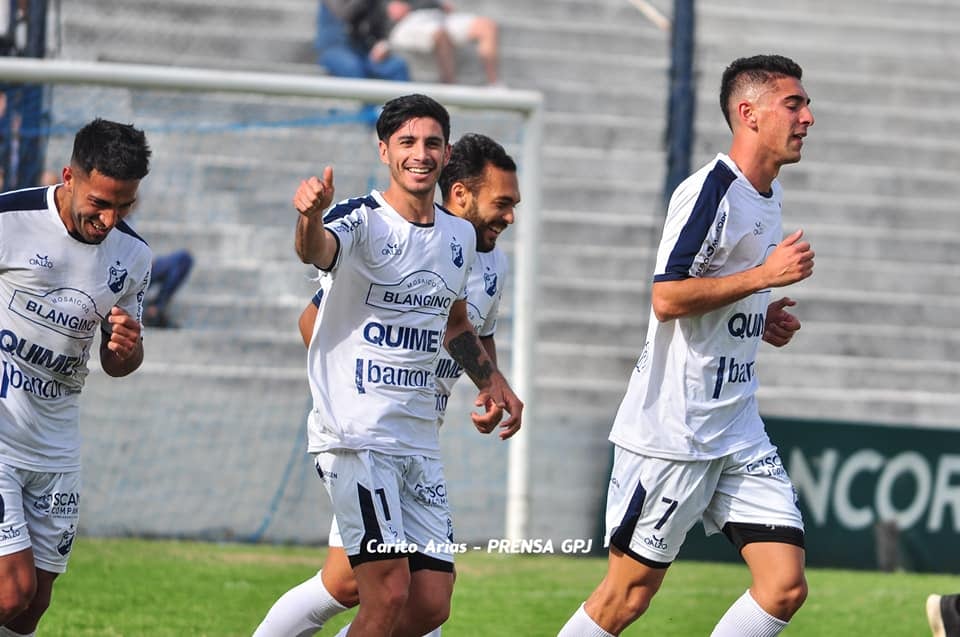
top-left (927, 594), bottom-right (960, 637)
top-left (557, 54), bottom-right (815, 637)
top-left (0, 118), bottom-right (152, 635)
top-left (293, 95), bottom-right (522, 637)
top-left (253, 132), bottom-right (519, 637)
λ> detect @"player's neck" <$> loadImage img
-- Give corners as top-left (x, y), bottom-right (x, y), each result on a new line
top-left (727, 144), bottom-right (778, 194)
top-left (382, 186), bottom-right (436, 225)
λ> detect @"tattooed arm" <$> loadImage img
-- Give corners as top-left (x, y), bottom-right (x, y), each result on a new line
top-left (444, 300), bottom-right (523, 439)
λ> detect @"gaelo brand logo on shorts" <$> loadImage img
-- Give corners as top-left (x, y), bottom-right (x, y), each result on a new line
top-left (366, 270), bottom-right (456, 316)
top-left (9, 288), bottom-right (100, 339)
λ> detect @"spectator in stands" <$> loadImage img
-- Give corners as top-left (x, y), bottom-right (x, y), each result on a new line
top-left (0, 118), bottom-right (151, 635)
top-left (316, 0), bottom-right (410, 82)
top-left (927, 594), bottom-right (960, 637)
top-left (143, 249), bottom-right (194, 328)
top-left (557, 54), bottom-right (815, 637)
top-left (386, 1), bottom-right (501, 85)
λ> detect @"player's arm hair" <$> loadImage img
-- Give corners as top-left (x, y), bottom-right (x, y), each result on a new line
top-left (444, 300), bottom-right (495, 388)
top-left (295, 216), bottom-right (338, 270)
top-left (99, 336), bottom-right (144, 377)
top-left (480, 335), bottom-right (497, 367)
top-left (652, 267), bottom-right (768, 322)
top-left (299, 301), bottom-right (319, 348)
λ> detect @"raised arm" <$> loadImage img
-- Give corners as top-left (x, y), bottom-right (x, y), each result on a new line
top-left (294, 167), bottom-right (339, 270)
top-left (652, 228), bottom-right (814, 321)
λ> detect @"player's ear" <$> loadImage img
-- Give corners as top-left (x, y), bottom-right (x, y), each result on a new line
top-left (737, 100), bottom-right (758, 131)
top-left (452, 182), bottom-right (468, 207)
top-left (378, 139), bottom-right (389, 165)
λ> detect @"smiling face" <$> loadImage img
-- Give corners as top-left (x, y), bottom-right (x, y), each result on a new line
top-left (379, 116), bottom-right (450, 199)
top-left (57, 166), bottom-right (140, 244)
top-left (749, 75), bottom-right (814, 167)
top-left (454, 164), bottom-right (521, 252)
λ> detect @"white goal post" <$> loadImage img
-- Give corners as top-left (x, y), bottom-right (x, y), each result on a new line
top-left (0, 57), bottom-right (542, 542)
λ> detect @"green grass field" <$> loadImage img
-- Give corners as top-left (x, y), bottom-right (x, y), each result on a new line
top-left (40, 537), bottom-right (952, 636)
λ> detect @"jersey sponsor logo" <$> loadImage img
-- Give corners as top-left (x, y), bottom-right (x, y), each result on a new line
top-left (413, 481), bottom-right (447, 507)
top-left (450, 239), bottom-right (463, 268)
top-left (728, 312), bottom-right (765, 339)
top-left (711, 355), bottom-right (756, 399)
top-left (694, 210), bottom-right (726, 277)
top-left (354, 357), bottom-right (433, 393)
top-left (435, 391), bottom-right (450, 413)
top-left (331, 216), bottom-right (362, 234)
top-left (362, 321), bottom-right (440, 353)
top-left (746, 453), bottom-right (786, 478)
top-left (0, 329), bottom-right (84, 376)
top-left (29, 254), bottom-right (53, 269)
top-left (366, 270), bottom-right (456, 316)
top-left (108, 261), bottom-right (128, 293)
top-left (34, 492), bottom-right (80, 517)
top-left (9, 287), bottom-right (100, 339)
top-left (0, 360), bottom-right (67, 399)
top-left (483, 270), bottom-right (498, 296)
top-left (435, 357), bottom-right (462, 380)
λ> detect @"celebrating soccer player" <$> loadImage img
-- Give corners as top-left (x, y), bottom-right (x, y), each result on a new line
top-left (0, 119), bottom-right (152, 635)
top-left (291, 95), bottom-right (522, 637)
top-left (558, 54), bottom-right (815, 637)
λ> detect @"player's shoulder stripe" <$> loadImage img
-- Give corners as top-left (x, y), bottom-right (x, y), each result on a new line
top-left (115, 219), bottom-right (149, 246)
top-left (662, 160), bottom-right (737, 279)
top-left (0, 186), bottom-right (48, 213)
top-left (311, 288), bottom-right (324, 307)
top-left (324, 195), bottom-right (376, 223)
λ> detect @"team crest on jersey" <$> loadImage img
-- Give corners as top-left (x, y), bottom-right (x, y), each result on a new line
top-left (57, 525), bottom-right (76, 556)
top-left (108, 261), bottom-right (128, 293)
top-left (450, 239), bottom-right (463, 268)
top-left (483, 270), bottom-right (498, 296)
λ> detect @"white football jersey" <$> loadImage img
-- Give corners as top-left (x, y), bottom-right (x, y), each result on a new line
top-left (306, 190), bottom-right (477, 458)
top-left (610, 154), bottom-right (783, 460)
top-left (0, 186), bottom-right (152, 471)
top-left (433, 246), bottom-right (507, 424)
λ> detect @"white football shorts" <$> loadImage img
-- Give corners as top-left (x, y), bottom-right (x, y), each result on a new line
top-left (604, 438), bottom-right (803, 566)
top-left (328, 516), bottom-right (343, 548)
top-left (389, 9), bottom-right (477, 53)
top-left (0, 463), bottom-right (80, 573)
top-left (314, 450), bottom-right (455, 565)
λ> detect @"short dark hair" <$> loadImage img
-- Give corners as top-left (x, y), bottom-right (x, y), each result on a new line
top-left (439, 133), bottom-right (517, 200)
top-left (720, 55), bottom-right (803, 129)
top-left (71, 118), bottom-right (151, 180)
top-left (376, 93), bottom-right (450, 143)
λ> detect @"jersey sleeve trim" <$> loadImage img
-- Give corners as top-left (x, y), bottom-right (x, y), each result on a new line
top-left (661, 161), bottom-right (737, 280)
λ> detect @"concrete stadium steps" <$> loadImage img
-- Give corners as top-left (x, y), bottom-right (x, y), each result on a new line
top-left (756, 386), bottom-right (960, 430)
top-left (784, 190), bottom-right (959, 232)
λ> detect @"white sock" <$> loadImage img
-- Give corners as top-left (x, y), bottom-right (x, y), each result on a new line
top-left (252, 570), bottom-right (349, 636)
top-left (557, 603), bottom-right (615, 637)
top-left (334, 621), bottom-right (440, 637)
top-left (710, 590), bottom-right (788, 637)
top-left (0, 627), bottom-right (34, 637)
